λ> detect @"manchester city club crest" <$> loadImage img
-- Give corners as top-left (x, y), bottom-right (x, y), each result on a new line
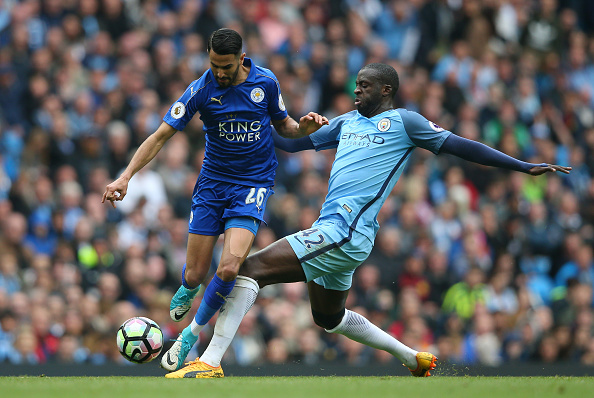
top-left (377, 118), bottom-right (391, 132)
top-left (171, 102), bottom-right (186, 119)
top-left (429, 121), bottom-right (445, 132)
top-left (250, 88), bottom-right (265, 103)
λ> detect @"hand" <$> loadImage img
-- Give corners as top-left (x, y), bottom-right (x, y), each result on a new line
top-left (528, 164), bottom-right (572, 176)
top-left (298, 112), bottom-right (329, 136)
top-left (102, 176), bottom-right (130, 208)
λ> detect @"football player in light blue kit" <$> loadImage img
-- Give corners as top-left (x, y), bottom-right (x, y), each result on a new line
top-left (102, 28), bottom-right (328, 372)
top-left (164, 63), bottom-right (571, 378)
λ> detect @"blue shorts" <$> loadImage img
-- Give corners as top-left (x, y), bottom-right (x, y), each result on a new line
top-left (188, 175), bottom-right (272, 236)
top-left (286, 215), bottom-right (373, 291)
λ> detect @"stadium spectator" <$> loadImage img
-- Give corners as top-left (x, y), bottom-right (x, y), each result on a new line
top-left (442, 267), bottom-right (487, 320)
top-left (0, 0), bottom-right (591, 372)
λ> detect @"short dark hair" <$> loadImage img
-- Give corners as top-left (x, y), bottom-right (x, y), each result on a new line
top-left (361, 63), bottom-right (400, 97)
top-left (207, 28), bottom-right (243, 56)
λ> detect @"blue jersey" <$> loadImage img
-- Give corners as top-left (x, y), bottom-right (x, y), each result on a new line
top-left (163, 58), bottom-right (288, 186)
top-left (308, 108), bottom-right (452, 242)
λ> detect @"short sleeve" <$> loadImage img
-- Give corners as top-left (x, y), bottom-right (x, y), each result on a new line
top-left (309, 111), bottom-right (356, 151)
top-left (163, 80), bottom-right (204, 131)
top-left (266, 75), bottom-right (289, 121)
top-left (397, 109), bottom-right (452, 154)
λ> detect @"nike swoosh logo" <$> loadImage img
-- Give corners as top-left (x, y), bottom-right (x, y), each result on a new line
top-left (173, 309), bottom-right (189, 321)
top-left (166, 353), bottom-right (176, 367)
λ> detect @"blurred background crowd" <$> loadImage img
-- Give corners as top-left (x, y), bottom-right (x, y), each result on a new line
top-left (1, 0), bottom-right (594, 369)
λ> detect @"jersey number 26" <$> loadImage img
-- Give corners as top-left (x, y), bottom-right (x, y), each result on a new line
top-left (245, 188), bottom-right (267, 207)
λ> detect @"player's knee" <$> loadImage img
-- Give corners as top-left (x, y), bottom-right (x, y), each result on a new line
top-left (312, 308), bottom-right (345, 331)
top-left (216, 260), bottom-right (241, 282)
top-left (184, 265), bottom-right (208, 287)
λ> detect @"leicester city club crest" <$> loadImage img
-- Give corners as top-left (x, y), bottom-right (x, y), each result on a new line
top-left (377, 118), bottom-right (391, 132)
top-left (250, 88), bottom-right (265, 103)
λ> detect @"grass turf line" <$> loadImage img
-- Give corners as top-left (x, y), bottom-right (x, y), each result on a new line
top-left (1, 376), bottom-right (593, 398)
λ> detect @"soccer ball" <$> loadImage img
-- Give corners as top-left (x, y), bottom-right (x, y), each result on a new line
top-left (116, 317), bottom-right (163, 364)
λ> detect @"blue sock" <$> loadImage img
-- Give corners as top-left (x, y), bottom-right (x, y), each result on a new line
top-left (181, 264), bottom-right (199, 290)
top-left (193, 275), bottom-right (236, 326)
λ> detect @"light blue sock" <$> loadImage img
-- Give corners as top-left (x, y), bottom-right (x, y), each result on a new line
top-left (193, 274), bottom-right (236, 326)
top-left (181, 325), bottom-right (199, 346)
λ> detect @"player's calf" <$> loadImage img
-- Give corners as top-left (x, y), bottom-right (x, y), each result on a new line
top-left (312, 308), bottom-right (345, 330)
top-left (325, 309), bottom-right (425, 374)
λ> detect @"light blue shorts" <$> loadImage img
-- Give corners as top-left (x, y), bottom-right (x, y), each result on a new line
top-left (286, 215), bottom-right (373, 291)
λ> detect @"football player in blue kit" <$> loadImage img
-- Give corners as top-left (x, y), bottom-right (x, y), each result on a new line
top-left (163, 62), bottom-right (571, 378)
top-left (102, 28), bottom-right (328, 372)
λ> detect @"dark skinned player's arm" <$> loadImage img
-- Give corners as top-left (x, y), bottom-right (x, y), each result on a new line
top-left (271, 128), bottom-right (315, 153)
top-left (274, 128), bottom-right (549, 169)
top-left (439, 133), bottom-right (544, 172)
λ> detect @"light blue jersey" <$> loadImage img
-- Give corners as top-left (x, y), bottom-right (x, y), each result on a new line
top-left (309, 108), bottom-right (452, 242)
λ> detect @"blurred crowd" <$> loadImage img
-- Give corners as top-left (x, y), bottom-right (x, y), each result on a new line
top-left (1, 0), bottom-right (594, 369)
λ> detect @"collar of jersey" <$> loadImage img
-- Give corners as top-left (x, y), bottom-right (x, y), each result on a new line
top-left (209, 57), bottom-right (256, 88)
top-left (355, 108), bottom-right (397, 121)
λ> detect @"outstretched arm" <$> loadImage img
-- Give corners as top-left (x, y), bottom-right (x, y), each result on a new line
top-left (272, 129), bottom-right (315, 153)
top-left (272, 112), bottom-right (329, 139)
top-left (102, 122), bottom-right (177, 207)
top-left (440, 134), bottom-right (572, 175)
top-left (273, 111), bottom-right (355, 152)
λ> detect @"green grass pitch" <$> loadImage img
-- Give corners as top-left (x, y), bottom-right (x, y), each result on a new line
top-left (1, 376), bottom-right (593, 398)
